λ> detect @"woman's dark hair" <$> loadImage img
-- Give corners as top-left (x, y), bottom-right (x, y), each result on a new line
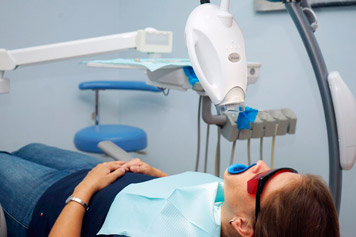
top-left (254, 174), bottom-right (340, 237)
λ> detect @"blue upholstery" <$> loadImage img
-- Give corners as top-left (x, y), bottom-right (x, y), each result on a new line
top-left (79, 81), bottom-right (161, 92)
top-left (74, 125), bottom-right (147, 153)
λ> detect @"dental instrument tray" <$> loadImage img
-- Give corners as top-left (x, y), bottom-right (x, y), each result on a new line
top-left (85, 58), bottom-right (261, 91)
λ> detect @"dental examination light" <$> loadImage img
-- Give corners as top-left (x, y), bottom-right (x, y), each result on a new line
top-left (185, 0), bottom-right (296, 176)
top-left (185, 0), bottom-right (247, 176)
top-left (185, 0), bottom-right (247, 113)
top-left (0, 28), bottom-right (172, 94)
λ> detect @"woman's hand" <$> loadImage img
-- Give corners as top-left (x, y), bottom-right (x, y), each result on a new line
top-left (123, 158), bottom-right (168, 177)
top-left (74, 161), bottom-right (127, 199)
top-left (50, 161), bottom-right (127, 237)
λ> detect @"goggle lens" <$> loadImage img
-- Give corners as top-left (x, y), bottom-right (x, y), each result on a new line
top-left (247, 168), bottom-right (297, 195)
top-left (247, 167), bottom-right (298, 225)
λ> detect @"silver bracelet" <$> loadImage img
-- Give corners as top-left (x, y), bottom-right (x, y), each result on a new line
top-left (65, 195), bottom-right (89, 211)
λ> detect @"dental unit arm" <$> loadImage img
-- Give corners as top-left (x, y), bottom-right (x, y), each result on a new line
top-left (185, 0), bottom-right (247, 114)
top-left (0, 28), bottom-right (173, 93)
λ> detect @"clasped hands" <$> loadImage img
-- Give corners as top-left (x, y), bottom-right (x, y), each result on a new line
top-left (51, 159), bottom-right (166, 236)
top-left (75, 159), bottom-right (168, 197)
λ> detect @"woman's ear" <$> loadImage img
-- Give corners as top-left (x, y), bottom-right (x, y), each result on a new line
top-left (231, 217), bottom-right (254, 237)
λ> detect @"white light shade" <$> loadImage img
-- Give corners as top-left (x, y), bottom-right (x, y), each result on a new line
top-left (328, 71), bottom-right (356, 170)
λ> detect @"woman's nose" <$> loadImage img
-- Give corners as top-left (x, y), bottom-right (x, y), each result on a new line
top-left (252, 160), bottom-right (270, 174)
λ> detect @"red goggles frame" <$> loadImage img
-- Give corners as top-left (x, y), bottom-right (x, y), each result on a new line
top-left (247, 167), bottom-right (298, 223)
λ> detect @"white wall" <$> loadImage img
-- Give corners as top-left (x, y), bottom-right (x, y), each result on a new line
top-left (0, 0), bottom-right (355, 235)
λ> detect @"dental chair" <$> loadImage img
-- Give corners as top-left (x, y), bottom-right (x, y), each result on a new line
top-left (0, 203), bottom-right (7, 237)
top-left (74, 80), bottom-right (161, 155)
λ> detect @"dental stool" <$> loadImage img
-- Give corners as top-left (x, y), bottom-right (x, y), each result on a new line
top-left (74, 81), bottom-right (161, 154)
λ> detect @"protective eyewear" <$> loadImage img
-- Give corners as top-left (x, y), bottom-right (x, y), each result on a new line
top-left (247, 168), bottom-right (298, 223)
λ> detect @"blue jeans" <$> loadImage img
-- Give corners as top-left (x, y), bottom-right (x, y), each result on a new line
top-left (0, 143), bottom-right (102, 237)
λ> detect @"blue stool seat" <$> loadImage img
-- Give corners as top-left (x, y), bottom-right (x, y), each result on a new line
top-left (74, 124), bottom-right (147, 153)
top-left (74, 80), bottom-right (159, 154)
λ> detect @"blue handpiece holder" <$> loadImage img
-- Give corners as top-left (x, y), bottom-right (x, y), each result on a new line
top-left (236, 107), bottom-right (258, 130)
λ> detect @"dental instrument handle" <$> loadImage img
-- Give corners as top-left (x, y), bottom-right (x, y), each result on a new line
top-left (259, 137), bottom-right (263, 161)
top-left (195, 96), bottom-right (203, 172)
top-left (270, 124), bottom-right (278, 169)
top-left (215, 128), bottom-right (222, 177)
top-left (204, 124), bottom-right (210, 173)
top-left (220, 0), bottom-right (230, 12)
top-left (247, 138), bottom-right (251, 166)
top-left (230, 140), bottom-right (237, 165)
top-left (98, 141), bottom-right (134, 162)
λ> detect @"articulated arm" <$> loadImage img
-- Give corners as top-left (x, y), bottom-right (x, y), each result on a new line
top-left (0, 28), bottom-right (172, 93)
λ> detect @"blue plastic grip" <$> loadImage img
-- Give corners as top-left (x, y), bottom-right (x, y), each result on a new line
top-left (183, 66), bottom-right (199, 85)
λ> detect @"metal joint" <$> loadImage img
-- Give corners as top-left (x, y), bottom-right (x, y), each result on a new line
top-left (202, 96), bottom-right (227, 126)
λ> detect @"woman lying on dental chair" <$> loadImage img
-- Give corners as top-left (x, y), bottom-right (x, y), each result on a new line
top-left (0, 143), bottom-right (339, 237)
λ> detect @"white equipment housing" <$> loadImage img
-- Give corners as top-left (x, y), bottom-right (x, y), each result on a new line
top-left (185, 0), bottom-right (247, 111)
top-left (328, 71), bottom-right (356, 170)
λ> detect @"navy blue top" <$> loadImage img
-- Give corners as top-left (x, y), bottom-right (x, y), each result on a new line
top-left (27, 170), bottom-right (157, 237)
